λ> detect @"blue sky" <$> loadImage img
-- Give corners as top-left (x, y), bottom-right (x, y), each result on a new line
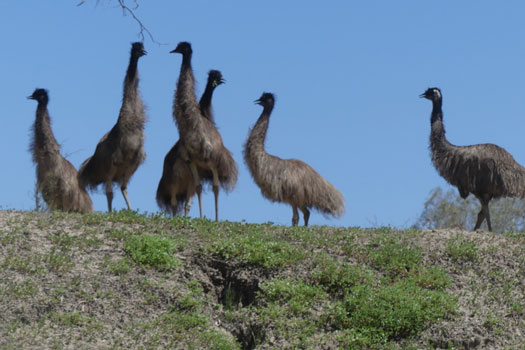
top-left (2, 1), bottom-right (525, 227)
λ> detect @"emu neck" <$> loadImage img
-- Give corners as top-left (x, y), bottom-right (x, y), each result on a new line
top-left (174, 54), bottom-right (200, 131)
top-left (247, 105), bottom-right (273, 155)
top-left (118, 55), bottom-right (145, 128)
top-left (122, 55), bottom-right (140, 105)
top-left (32, 103), bottom-right (60, 162)
top-left (429, 98), bottom-right (451, 153)
top-left (199, 83), bottom-right (216, 123)
top-left (181, 52), bottom-right (192, 67)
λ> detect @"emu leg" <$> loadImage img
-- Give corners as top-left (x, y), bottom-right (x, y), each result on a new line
top-left (473, 208), bottom-right (485, 231)
top-left (473, 199), bottom-right (492, 231)
top-left (189, 162), bottom-right (203, 219)
top-left (169, 204), bottom-right (177, 217)
top-left (292, 206), bottom-right (299, 226)
top-left (121, 185), bottom-right (131, 210)
top-left (211, 166), bottom-right (220, 222)
top-left (301, 208), bottom-right (310, 227)
top-left (484, 202), bottom-right (492, 232)
top-left (169, 196), bottom-right (178, 217)
top-left (105, 181), bottom-right (113, 212)
top-left (184, 196), bottom-right (192, 217)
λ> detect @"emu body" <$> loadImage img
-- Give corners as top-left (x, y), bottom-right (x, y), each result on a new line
top-left (171, 42), bottom-right (237, 221)
top-left (79, 42), bottom-right (147, 212)
top-left (29, 89), bottom-right (93, 213)
top-left (421, 87), bottom-right (525, 231)
top-left (244, 92), bottom-right (345, 226)
top-left (156, 70), bottom-right (225, 216)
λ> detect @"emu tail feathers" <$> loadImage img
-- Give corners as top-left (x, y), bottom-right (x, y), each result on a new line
top-left (78, 156), bottom-right (106, 190)
top-left (309, 177), bottom-right (345, 219)
top-left (217, 147), bottom-right (238, 191)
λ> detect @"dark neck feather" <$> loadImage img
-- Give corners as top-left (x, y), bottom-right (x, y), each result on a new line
top-left (430, 98), bottom-right (452, 153)
top-left (199, 81), bottom-right (217, 123)
top-left (181, 52), bottom-right (193, 67)
top-left (117, 53), bottom-right (146, 130)
top-left (122, 55), bottom-right (140, 103)
top-left (32, 102), bottom-right (59, 162)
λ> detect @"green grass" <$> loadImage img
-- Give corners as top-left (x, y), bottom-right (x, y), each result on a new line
top-left (141, 311), bottom-right (240, 349)
top-left (208, 232), bottom-right (306, 268)
top-left (446, 236), bottom-right (479, 262)
top-left (0, 279), bottom-right (38, 298)
top-left (123, 233), bottom-right (183, 270)
top-left (105, 256), bottom-right (133, 275)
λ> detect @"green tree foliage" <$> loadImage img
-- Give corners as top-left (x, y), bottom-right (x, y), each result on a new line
top-left (416, 187), bottom-right (525, 233)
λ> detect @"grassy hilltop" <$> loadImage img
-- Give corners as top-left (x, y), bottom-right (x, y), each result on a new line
top-left (0, 210), bottom-right (524, 349)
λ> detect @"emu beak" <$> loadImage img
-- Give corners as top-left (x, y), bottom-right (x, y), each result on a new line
top-left (219, 78), bottom-right (226, 85)
top-left (419, 93), bottom-right (426, 98)
top-left (142, 49), bottom-right (148, 56)
top-left (27, 95), bottom-right (33, 100)
top-left (254, 98), bottom-right (262, 105)
top-left (170, 48), bottom-right (178, 54)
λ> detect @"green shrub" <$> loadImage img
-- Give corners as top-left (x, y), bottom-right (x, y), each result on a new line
top-left (338, 279), bottom-right (456, 341)
top-left (411, 266), bottom-right (450, 290)
top-left (367, 239), bottom-right (422, 278)
top-left (312, 256), bottom-right (374, 293)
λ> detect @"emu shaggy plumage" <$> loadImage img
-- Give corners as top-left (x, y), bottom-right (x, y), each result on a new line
top-left (28, 89), bottom-right (93, 213)
top-left (244, 92), bottom-right (345, 226)
top-left (421, 87), bottom-right (525, 231)
top-left (79, 42), bottom-right (147, 212)
top-left (171, 42), bottom-right (237, 221)
top-left (156, 70), bottom-right (226, 216)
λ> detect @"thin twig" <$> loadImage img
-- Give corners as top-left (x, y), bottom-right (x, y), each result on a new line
top-left (77, 0), bottom-right (165, 45)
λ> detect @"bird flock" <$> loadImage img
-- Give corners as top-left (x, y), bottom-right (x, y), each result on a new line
top-left (27, 42), bottom-right (525, 231)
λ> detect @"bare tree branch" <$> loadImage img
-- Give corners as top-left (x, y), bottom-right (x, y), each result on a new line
top-left (77, 0), bottom-right (165, 45)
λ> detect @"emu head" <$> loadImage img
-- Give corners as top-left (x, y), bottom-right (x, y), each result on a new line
top-left (254, 92), bottom-right (275, 108)
top-left (131, 42), bottom-right (147, 58)
top-left (27, 88), bottom-right (49, 105)
top-left (420, 87), bottom-right (442, 102)
top-left (208, 70), bottom-right (225, 88)
top-left (170, 42), bottom-right (192, 56)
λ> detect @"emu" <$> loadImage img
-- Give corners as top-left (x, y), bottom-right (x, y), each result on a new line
top-left (421, 87), bottom-right (525, 231)
top-left (28, 89), bottom-right (93, 213)
top-left (156, 70), bottom-right (225, 216)
top-left (244, 92), bottom-right (345, 226)
top-left (171, 42), bottom-right (237, 221)
top-left (79, 42), bottom-right (147, 212)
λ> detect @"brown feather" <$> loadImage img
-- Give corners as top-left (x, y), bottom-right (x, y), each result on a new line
top-left (169, 42), bottom-right (237, 220)
top-left (78, 42), bottom-right (146, 211)
top-left (156, 69), bottom-right (234, 216)
top-left (29, 89), bottom-right (93, 213)
top-left (244, 93), bottom-right (345, 226)
top-left (422, 87), bottom-right (525, 231)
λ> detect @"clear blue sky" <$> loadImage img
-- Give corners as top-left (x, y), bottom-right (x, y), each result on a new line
top-left (2, 1), bottom-right (525, 227)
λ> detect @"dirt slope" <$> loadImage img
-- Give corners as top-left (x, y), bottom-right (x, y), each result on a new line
top-left (0, 210), bottom-right (523, 349)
